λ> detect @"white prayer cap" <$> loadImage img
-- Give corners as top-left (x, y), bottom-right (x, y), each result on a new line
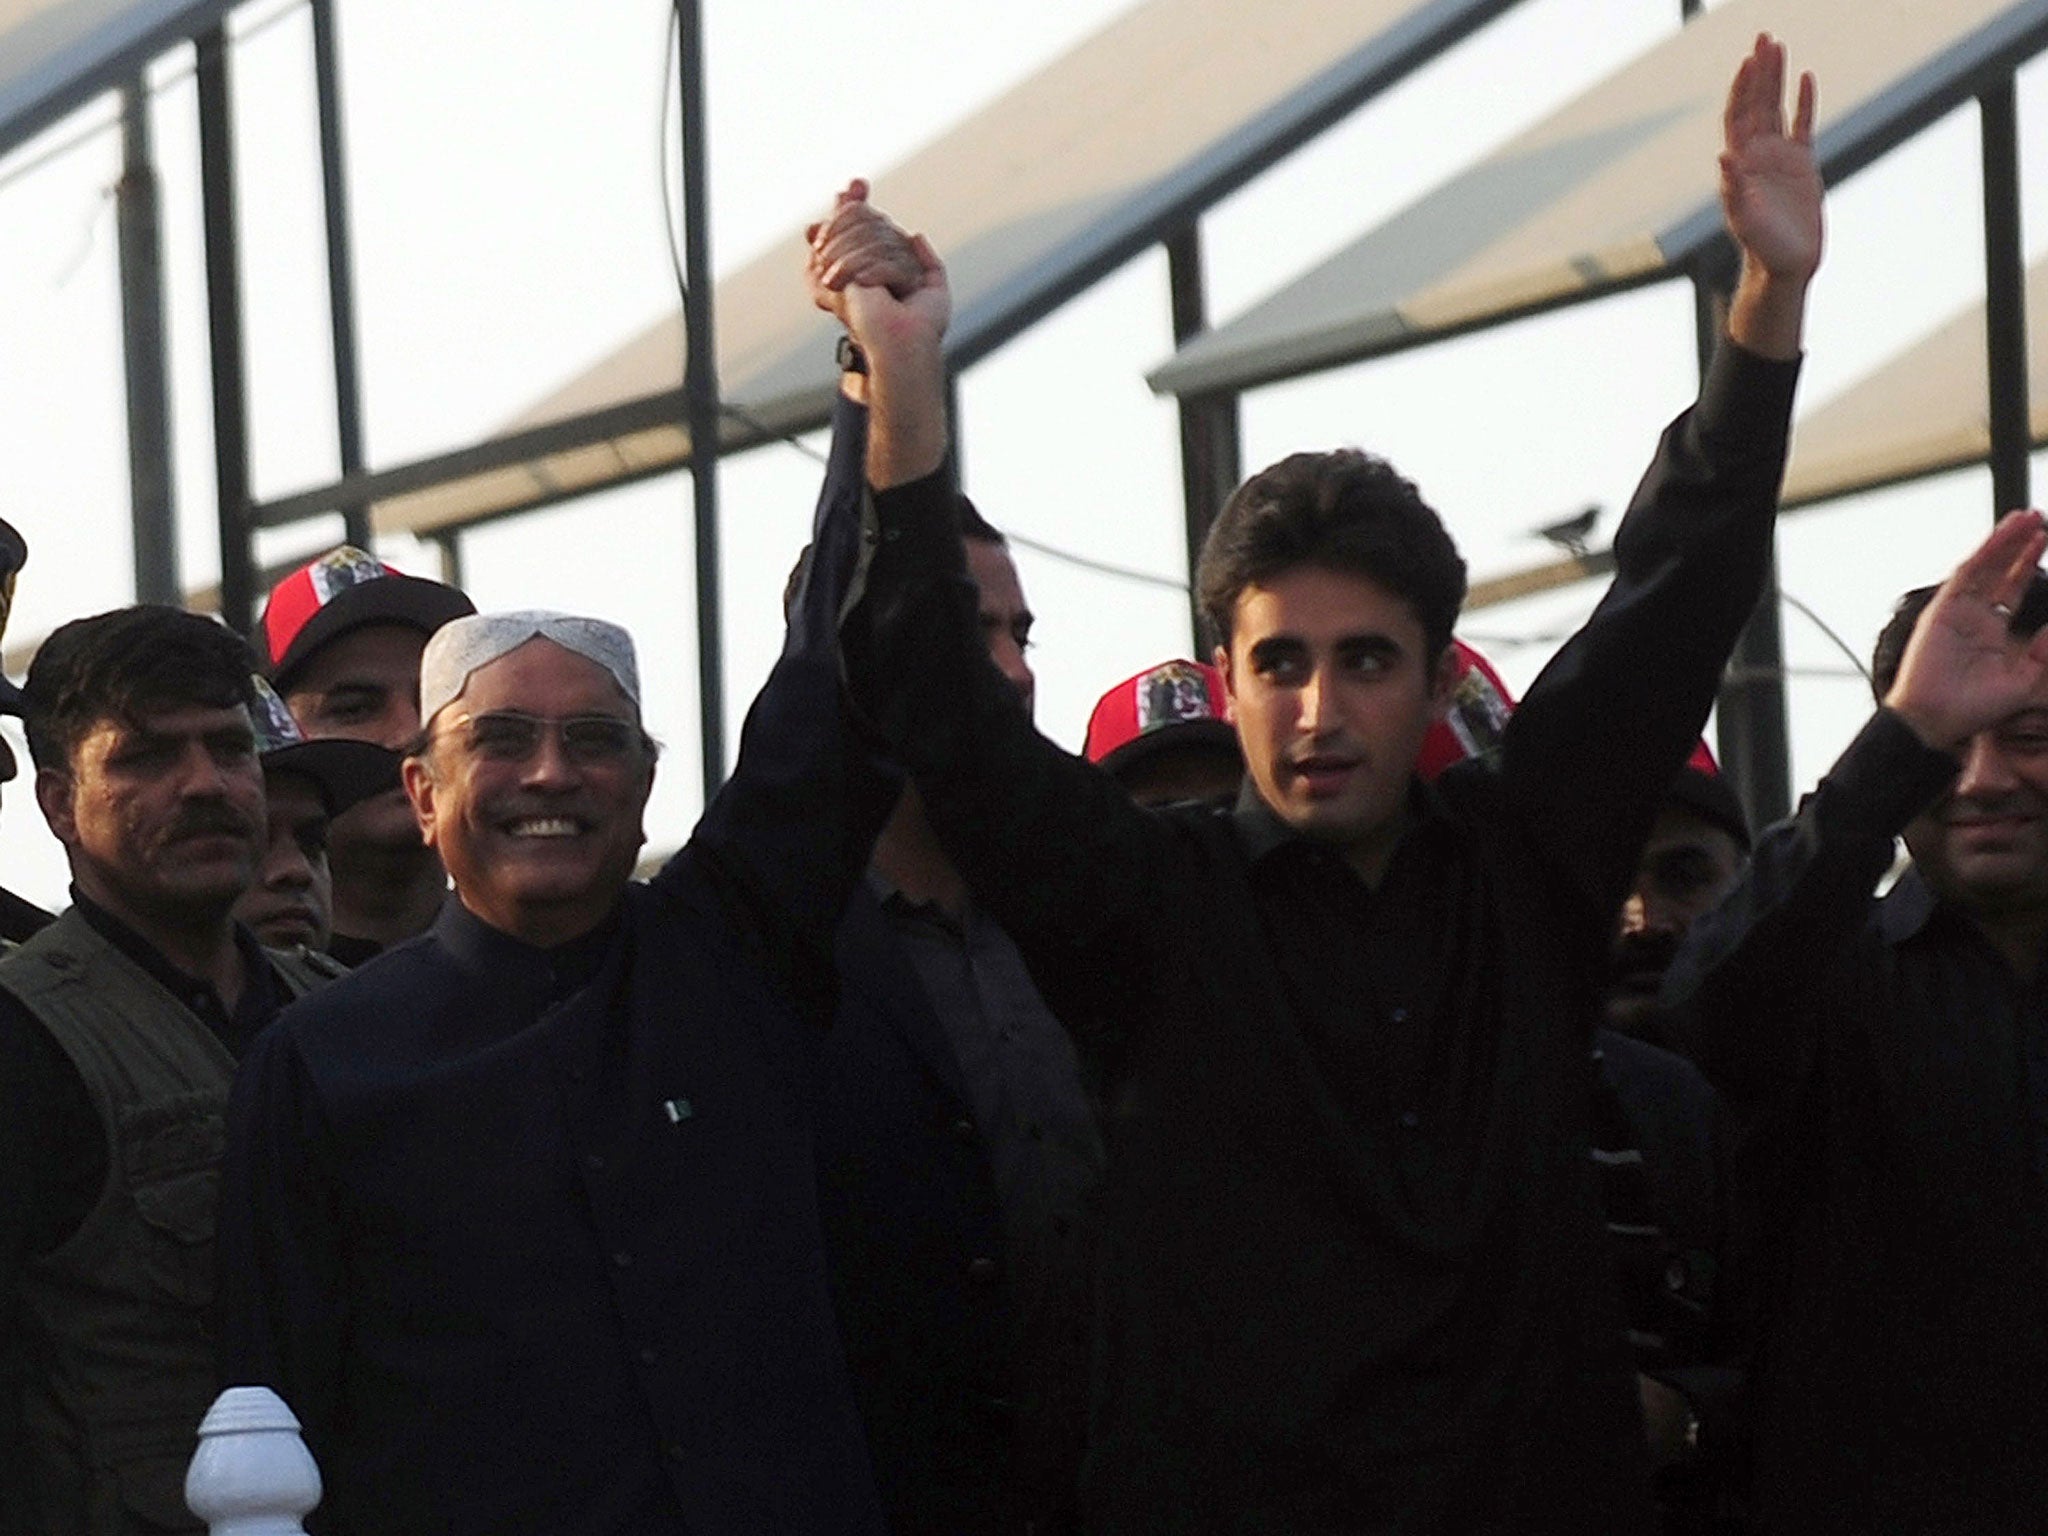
top-left (418, 610), bottom-right (640, 726)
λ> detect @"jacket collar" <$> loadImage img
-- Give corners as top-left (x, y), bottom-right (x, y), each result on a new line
top-left (431, 893), bottom-right (621, 1000)
top-left (1228, 773), bottom-right (1448, 869)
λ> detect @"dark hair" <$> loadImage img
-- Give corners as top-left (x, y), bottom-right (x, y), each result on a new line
top-left (26, 606), bottom-right (258, 771)
top-left (1870, 573), bottom-right (2048, 701)
top-left (1195, 448), bottom-right (1466, 655)
top-left (956, 494), bottom-right (1006, 549)
top-left (779, 492), bottom-right (1002, 621)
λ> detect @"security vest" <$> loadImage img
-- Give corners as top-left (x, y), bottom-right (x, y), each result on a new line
top-left (4, 909), bottom-right (333, 1536)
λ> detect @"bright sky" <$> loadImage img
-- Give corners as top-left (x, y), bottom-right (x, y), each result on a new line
top-left (0, 0), bottom-right (2042, 909)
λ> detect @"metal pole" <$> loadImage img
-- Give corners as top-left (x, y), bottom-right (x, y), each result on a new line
top-left (945, 371), bottom-right (964, 481)
top-left (1696, 261), bottom-right (1792, 826)
top-left (197, 29), bottom-right (257, 634)
top-left (675, 0), bottom-right (724, 796)
top-left (1166, 225), bottom-right (1241, 649)
top-left (1981, 77), bottom-right (2030, 517)
top-left (435, 532), bottom-right (466, 591)
top-left (311, 0), bottom-right (372, 551)
top-left (116, 80), bottom-right (180, 605)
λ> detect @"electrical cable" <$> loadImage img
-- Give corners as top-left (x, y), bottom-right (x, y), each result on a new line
top-left (1464, 580), bottom-right (1875, 685)
top-left (653, 2), bottom-right (1187, 597)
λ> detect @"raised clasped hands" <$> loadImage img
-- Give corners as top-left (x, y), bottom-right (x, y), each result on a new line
top-left (806, 178), bottom-right (951, 350)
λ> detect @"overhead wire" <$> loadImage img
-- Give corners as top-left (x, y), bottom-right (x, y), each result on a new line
top-left (653, 4), bottom-right (1188, 597)
top-left (1463, 580), bottom-right (1876, 684)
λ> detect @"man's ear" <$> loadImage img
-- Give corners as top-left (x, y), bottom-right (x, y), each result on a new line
top-left (34, 765), bottom-right (76, 846)
top-left (633, 758), bottom-right (656, 851)
top-left (400, 757), bottom-right (438, 851)
top-left (1429, 645), bottom-right (1461, 717)
top-left (1213, 641), bottom-right (1237, 724)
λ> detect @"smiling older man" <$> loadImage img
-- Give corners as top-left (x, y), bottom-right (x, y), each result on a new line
top-left (216, 295), bottom-right (938, 1530)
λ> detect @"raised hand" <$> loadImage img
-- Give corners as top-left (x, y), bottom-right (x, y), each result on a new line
top-left (1887, 509), bottom-right (2048, 753)
top-left (1720, 35), bottom-right (1822, 358)
top-left (1721, 35), bottom-right (1822, 283)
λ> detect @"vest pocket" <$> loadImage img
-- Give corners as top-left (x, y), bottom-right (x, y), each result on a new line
top-left (130, 1169), bottom-right (219, 1310)
top-left (119, 1093), bottom-right (227, 1312)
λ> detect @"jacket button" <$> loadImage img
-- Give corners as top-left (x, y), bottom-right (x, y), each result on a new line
top-left (951, 1117), bottom-right (977, 1144)
top-left (967, 1256), bottom-right (998, 1284)
top-left (611, 1250), bottom-right (633, 1269)
top-left (583, 1152), bottom-right (605, 1173)
top-left (1664, 1258), bottom-right (1688, 1292)
top-left (638, 1346), bottom-right (658, 1366)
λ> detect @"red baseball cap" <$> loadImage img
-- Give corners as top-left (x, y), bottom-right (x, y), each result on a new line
top-left (1085, 659), bottom-right (1240, 779)
top-left (1415, 639), bottom-right (1516, 780)
top-left (260, 546), bottom-right (474, 694)
top-left (1666, 741), bottom-right (1751, 849)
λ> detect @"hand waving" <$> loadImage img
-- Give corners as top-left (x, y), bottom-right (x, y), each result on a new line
top-left (1720, 34), bottom-right (1823, 287)
top-left (1887, 509), bottom-right (2048, 753)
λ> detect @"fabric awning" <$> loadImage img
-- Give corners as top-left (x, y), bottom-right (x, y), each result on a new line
top-left (0, 0), bottom-right (237, 160)
top-left (236, 0), bottom-right (1538, 539)
top-left (1147, 0), bottom-right (2048, 398)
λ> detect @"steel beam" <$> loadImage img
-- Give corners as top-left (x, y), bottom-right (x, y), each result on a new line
top-left (677, 0), bottom-right (724, 796)
top-left (196, 28), bottom-right (257, 633)
top-left (312, 0), bottom-right (372, 550)
top-left (1166, 224), bottom-right (1240, 648)
top-left (1981, 76), bottom-right (2031, 517)
top-left (115, 80), bottom-right (179, 605)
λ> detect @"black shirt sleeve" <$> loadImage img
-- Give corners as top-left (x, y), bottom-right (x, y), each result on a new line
top-left (1498, 339), bottom-right (1802, 924)
top-left (838, 464), bottom-right (1188, 1030)
top-left (657, 393), bottom-right (911, 1023)
top-left (1662, 707), bottom-right (1957, 1117)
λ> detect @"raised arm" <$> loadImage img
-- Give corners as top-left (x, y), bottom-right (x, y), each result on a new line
top-left (1666, 513), bottom-right (2048, 1115)
top-left (825, 199), bottom-right (1181, 999)
top-left (1497, 36), bottom-right (1818, 919)
top-left (663, 185), bottom-right (951, 1014)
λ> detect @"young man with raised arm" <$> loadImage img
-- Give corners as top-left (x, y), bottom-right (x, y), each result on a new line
top-left (821, 36), bottom-right (1820, 1533)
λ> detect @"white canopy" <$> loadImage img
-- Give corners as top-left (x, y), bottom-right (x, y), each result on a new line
top-left (243, 0), bottom-right (1537, 538)
top-left (0, 0), bottom-right (236, 159)
top-left (1148, 0), bottom-right (2048, 397)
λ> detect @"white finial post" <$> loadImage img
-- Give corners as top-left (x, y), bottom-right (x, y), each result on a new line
top-left (185, 1386), bottom-right (322, 1536)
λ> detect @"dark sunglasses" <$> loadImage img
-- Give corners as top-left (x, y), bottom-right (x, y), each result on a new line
top-left (445, 711), bottom-right (642, 765)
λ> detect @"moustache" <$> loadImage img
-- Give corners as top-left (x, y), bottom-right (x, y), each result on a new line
top-left (1609, 927), bottom-right (1683, 986)
top-left (166, 806), bottom-right (258, 843)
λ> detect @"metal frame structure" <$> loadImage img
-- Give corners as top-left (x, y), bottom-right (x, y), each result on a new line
top-left (1145, 0), bottom-right (2047, 822)
top-left (5, 0), bottom-right (2039, 815)
top-left (17, 0), bottom-right (1537, 800)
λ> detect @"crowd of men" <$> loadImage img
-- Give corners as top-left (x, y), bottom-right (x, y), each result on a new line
top-left (1, 34), bottom-right (2044, 1536)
